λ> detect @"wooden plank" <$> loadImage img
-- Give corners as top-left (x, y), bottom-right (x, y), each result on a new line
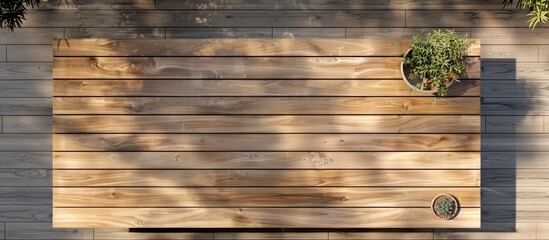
top-left (406, 10), bottom-right (530, 28)
top-left (53, 152), bottom-right (481, 169)
top-left (483, 152), bottom-right (549, 169)
top-left (0, 205), bottom-right (51, 222)
top-left (5, 222), bottom-right (92, 240)
top-left (53, 97), bottom-right (481, 115)
top-left (52, 38), bottom-right (481, 57)
top-left (329, 230), bottom-right (432, 240)
top-left (53, 133), bottom-right (481, 151)
top-left (0, 152), bottom-right (51, 169)
top-left (482, 134), bottom-right (549, 152)
top-left (482, 60), bottom-right (549, 80)
top-left (166, 28), bottom-right (272, 38)
top-left (216, 232), bottom-right (327, 240)
top-left (485, 116), bottom-right (544, 133)
top-left (3, 116), bottom-right (51, 134)
top-left (95, 228), bottom-right (214, 240)
top-left (7, 45), bottom-right (51, 62)
top-left (483, 169), bottom-right (549, 187)
top-left (0, 28), bottom-right (64, 44)
top-left (539, 45), bottom-right (549, 62)
top-left (0, 98), bottom-right (51, 115)
top-left (0, 81), bottom-right (52, 97)
top-left (52, 207), bottom-right (481, 228)
top-left (484, 187), bottom-right (549, 205)
top-left (39, 0), bottom-right (155, 9)
top-left (53, 115), bottom-right (481, 133)
top-left (0, 63), bottom-right (51, 80)
top-left (0, 169), bottom-right (51, 187)
top-left (346, 27), bottom-right (471, 38)
top-left (0, 187), bottom-right (51, 205)
top-left (481, 44), bottom-right (539, 62)
top-left (52, 169), bottom-right (480, 187)
top-left (0, 134), bottom-right (51, 151)
top-left (157, 0), bottom-right (503, 10)
top-left (483, 98), bottom-right (549, 115)
top-left (538, 223), bottom-right (549, 240)
top-left (52, 79), bottom-right (481, 97)
top-left (434, 222), bottom-right (537, 240)
top-left (0, 45), bottom-right (5, 61)
top-left (472, 28), bottom-right (549, 44)
top-left (483, 80), bottom-right (549, 97)
top-left (52, 187), bottom-right (481, 207)
top-left (64, 28), bottom-right (165, 39)
top-left (52, 56), bottom-right (402, 79)
top-left (26, 10), bottom-right (405, 28)
top-left (273, 28), bottom-right (345, 38)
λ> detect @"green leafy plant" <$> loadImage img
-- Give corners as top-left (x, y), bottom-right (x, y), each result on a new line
top-left (403, 29), bottom-right (470, 97)
top-left (503, 0), bottom-right (549, 28)
top-left (0, 0), bottom-right (40, 31)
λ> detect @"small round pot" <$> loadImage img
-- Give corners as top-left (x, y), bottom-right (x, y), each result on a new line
top-left (401, 48), bottom-right (455, 94)
top-left (432, 194), bottom-right (460, 220)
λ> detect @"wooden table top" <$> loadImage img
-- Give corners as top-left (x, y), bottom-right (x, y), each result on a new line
top-left (52, 38), bottom-right (481, 228)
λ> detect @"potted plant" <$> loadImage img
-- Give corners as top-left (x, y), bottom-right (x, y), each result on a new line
top-left (401, 29), bottom-right (470, 99)
top-left (432, 194), bottom-right (460, 219)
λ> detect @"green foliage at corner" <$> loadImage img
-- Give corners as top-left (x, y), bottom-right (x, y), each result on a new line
top-left (403, 29), bottom-right (470, 97)
top-left (0, 0), bottom-right (40, 31)
top-left (503, 0), bottom-right (549, 28)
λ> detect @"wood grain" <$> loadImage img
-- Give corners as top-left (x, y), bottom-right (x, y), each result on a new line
top-left (64, 27), bottom-right (165, 38)
top-left (53, 187), bottom-right (481, 207)
top-left (53, 133), bottom-right (480, 151)
top-left (52, 38), bottom-right (481, 57)
top-left (53, 152), bottom-right (481, 169)
top-left (0, 187), bottom-right (51, 205)
top-left (4, 116), bottom-right (52, 133)
top-left (53, 115), bottom-right (481, 133)
top-left (53, 97), bottom-right (481, 115)
top-left (53, 79), bottom-right (481, 97)
top-left (0, 134), bottom-right (51, 151)
top-left (52, 207), bottom-right (481, 228)
top-left (5, 222), bottom-right (92, 240)
top-left (0, 81), bottom-right (52, 97)
top-left (53, 169), bottom-right (481, 187)
top-left (52, 56), bottom-right (480, 79)
top-left (0, 98), bottom-right (51, 115)
top-left (166, 27), bottom-right (272, 39)
top-left (0, 152), bottom-right (51, 169)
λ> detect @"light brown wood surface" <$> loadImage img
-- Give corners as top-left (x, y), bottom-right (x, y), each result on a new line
top-left (52, 38), bottom-right (481, 229)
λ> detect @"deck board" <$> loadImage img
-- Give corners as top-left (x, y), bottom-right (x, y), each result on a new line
top-left (52, 38), bottom-right (480, 228)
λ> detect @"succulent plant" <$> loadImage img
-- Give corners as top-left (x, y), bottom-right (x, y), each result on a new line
top-left (435, 197), bottom-right (455, 217)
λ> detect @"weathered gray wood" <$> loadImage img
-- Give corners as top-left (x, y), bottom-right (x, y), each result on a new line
top-left (0, 63), bottom-right (51, 79)
top-left (483, 152), bottom-right (549, 169)
top-left (7, 45), bottom-right (51, 62)
top-left (346, 27), bottom-right (471, 38)
top-left (0, 152), bottom-right (51, 169)
top-left (406, 10), bottom-right (531, 28)
top-left (53, 152), bottom-right (480, 169)
top-left (95, 228), bottom-right (214, 240)
top-left (273, 28), bottom-right (345, 38)
top-left (329, 231), bottom-right (432, 240)
top-left (482, 80), bottom-right (549, 97)
top-left (53, 133), bottom-right (480, 151)
top-left (0, 28), bottom-right (64, 44)
top-left (167, 28), bottom-right (272, 38)
top-left (0, 134), bottom-right (51, 151)
top-left (217, 232), bottom-right (327, 240)
top-left (483, 186), bottom-right (549, 205)
top-left (39, 0), bottom-right (155, 9)
top-left (434, 222), bottom-right (537, 240)
top-left (485, 116), bottom-right (544, 133)
top-left (25, 10), bottom-right (405, 28)
top-left (539, 45), bottom-right (549, 62)
top-left (483, 98), bottom-right (549, 115)
top-left (0, 98), bottom-right (51, 115)
top-left (5, 222), bottom-right (92, 239)
top-left (64, 28), bottom-right (165, 38)
top-left (482, 61), bottom-right (549, 80)
top-left (483, 169), bottom-right (549, 187)
top-left (0, 45), bottom-right (5, 62)
top-left (3, 116), bottom-right (52, 133)
top-left (0, 205), bottom-right (51, 222)
top-left (156, 0), bottom-right (504, 10)
top-left (52, 115), bottom-right (481, 133)
top-left (0, 187), bottom-right (51, 205)
top-left (481, 44), bottom-right (539, 62)
top-left (53, 97), bottom-right (480, 115)
top-left (0, 169), bottom-right (51, 186)
top-left (472, 27), bottom-right (549, 44)
top-left (482, 134), bottom-right (549, 151)
top-left (0, 81), bottom-right (52, 97)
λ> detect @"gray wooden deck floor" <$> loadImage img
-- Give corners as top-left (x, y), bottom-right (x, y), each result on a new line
top-left (0, 0), bottom-right (548, 239)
